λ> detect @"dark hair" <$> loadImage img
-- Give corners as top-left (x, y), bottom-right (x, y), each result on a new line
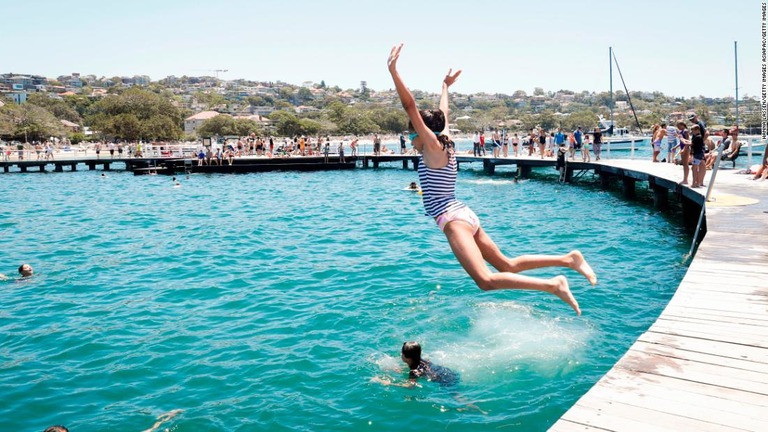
top-left (408, 109), bottom-right (453, 151)
top-left (44, 427), bottom-right (69, 432)
top-left (18, 264), bottom-right (25, 274)
top-left (401, 341), bottom-right (422, 362)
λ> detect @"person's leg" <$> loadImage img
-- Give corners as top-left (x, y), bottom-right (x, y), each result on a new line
top-left (681, 147), bottom-right (690, 184)
top-left (472, 227), bottom-right (596, 285)
top-left (443, 223), bottom-right (581, 314)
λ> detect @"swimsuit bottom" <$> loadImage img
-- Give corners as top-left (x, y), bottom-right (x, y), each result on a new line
top-left (436, 206), bottom-right (480, 235)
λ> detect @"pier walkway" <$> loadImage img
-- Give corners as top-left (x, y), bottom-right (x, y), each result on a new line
top-left (550, 160), bottom-right (768, 432)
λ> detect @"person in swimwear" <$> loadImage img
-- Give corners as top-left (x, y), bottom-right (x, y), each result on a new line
top-left (388, 44), bottom-right (596, 315)
top-left (372, 341), bottom-right (458, 388)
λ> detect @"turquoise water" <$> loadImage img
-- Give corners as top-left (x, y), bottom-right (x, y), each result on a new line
top-left (0, 165), bottom-right (689, 431)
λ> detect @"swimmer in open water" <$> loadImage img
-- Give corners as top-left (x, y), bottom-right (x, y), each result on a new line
top-left (1, 264), bottom-right (33, 281)
top-left (372, 341), bottom-right (487, 413)
top-left (388, 44), bottom-right (596, 315)
top-left (372, 341), bottom-right (457, 388)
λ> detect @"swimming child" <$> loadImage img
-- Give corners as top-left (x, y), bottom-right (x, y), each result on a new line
top-left (388, 44), bottom-right (596, 315)
top-left (372, 341), bottom-right (458, 388)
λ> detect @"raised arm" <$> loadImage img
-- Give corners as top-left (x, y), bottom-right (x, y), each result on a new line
top-left (439, 69), bottom-right (462, 135)
top-left (388, 45), bottom-right (432, 146)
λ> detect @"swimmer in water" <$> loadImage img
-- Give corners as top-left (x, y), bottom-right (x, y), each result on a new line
top-left (1, 264), bottom-right (33, 280)
top-left (372, 341), bottom-right (457, 387)
top-left (372, 341), bottom-right (486, 413)
top-left (405, 181), bottom-right (421, 192)
top-left (388, 44), bottom-right (596, 315)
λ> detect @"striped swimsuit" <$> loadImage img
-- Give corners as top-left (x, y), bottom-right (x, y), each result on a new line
top-left (418, 152), bottom-right (480, 233)
top-left (418, 151), bottom-right (465, 217)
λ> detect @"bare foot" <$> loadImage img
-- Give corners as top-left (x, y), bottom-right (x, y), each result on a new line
top-left (568, 250), bottom-right (597, 286)
top-left (551, 276), bottom-right (580, 316)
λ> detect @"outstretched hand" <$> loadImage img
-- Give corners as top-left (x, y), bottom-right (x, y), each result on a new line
top-left (388, 44), bottom-right (403, 73)
top-left (444, 68), bottom-right (462, 87)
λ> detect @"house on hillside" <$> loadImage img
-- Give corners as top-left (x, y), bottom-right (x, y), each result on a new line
top-left (60, 119), bottom-right (81, 132)
top-left (184, 111), bottom-right (220, 135)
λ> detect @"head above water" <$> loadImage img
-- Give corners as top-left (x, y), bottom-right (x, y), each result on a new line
top-left (43, 426), bottom-right (68, 432)
top-left (401, 341), bottom-right (422, 368)
top-left (18, 264), bottom-right (33, 277)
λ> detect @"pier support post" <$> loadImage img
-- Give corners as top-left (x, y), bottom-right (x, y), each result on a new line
top-left (70, 163), bottom-right (77, 171)
top-left (517, 165), bottom-right (531, 179)
top-left (88, 162), bottom-right (96, 170)
top-left (20, 165), bottom-right (27, 173)
top-left (39, 165), bottom-right (45, 172)
top-left (373, 159), bottom-right (379, 169)
top-left (413, 157), bottom-right (418, 171)
top-left (600, 172), bottom-right (611, 189)
top-left (681, 195), bottom-right (706, 238)
top-left (3, 166), bottom-right (8, 173)
top-left (55, 164), bottom-right (63, 172)
top-left (621, 177), bottom-right (636, 199)
top-left (483, 160), bottom-right (495, 175)
top-left (103, 163), bottom-right (111, 171)
top-left (403, 159), bottom-right (408, 170)
top-left (651, 182), bottom-right (669, 210)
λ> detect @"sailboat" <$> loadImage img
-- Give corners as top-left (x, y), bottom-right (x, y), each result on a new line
top-left (601, 47), bottom-right (646, 151)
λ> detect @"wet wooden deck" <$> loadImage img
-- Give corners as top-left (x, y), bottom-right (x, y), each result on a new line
top-left (550, 159), bottom-right (768, 431)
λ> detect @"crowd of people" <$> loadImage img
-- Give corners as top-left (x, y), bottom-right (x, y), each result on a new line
top-left (467, 126), bottom-right (605, 162)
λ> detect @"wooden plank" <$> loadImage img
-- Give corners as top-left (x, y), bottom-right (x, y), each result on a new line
top-left (659, 305), bottom-right (768, 326)
top-left (652, 315), bottom-right (768, 338)
top-left (549, 419), bottom-right (615, 431)
top-left (561, 398), bottom-right (746, 432)
top-left (638, 331), bottom-right (768, 363)
top-left (590, 366), bottom-right (768, 408)
top-left (575, 384), bottom-right (768, 430)
top-left (630, 340), bottom-right (768, 374)
top-left (615, 350), bottom-right (768, 393)
top-left (648, 320), bottom-right (768, 348)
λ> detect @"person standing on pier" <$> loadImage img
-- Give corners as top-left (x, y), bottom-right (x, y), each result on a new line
top-left (491, 129), bottom-right (501, 158)
top-left (338, 140), bottom-right (346, 163)
top-left (593, 127), bottom-right (603, 161)
top-left (373, 134), bottom-right (382, 156)
top-left (472, 131), bottom-right (481, 157)
top-left (388, 44), bottom-right (596, 315)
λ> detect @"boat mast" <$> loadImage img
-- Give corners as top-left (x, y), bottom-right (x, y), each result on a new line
top-left (734, 41), bottom-right (739, 129)
top-left (609, 47), bottom-right (613, 134)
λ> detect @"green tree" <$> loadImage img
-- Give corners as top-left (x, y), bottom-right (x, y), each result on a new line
top-left (536, 110), bottom-right (557, 131)
top-left (561, 110), bottom-right (599, 131)
top-left (26, 93), bottom-right (82, 123)
top-left (0, 103), bottom-right (65, 141)
top-left (86, 88), bottom-right (183, 140)
top-left (194, 91), bottom-right (226, 109)
top-left (297, 87), bottom-right (313, 104)
top-left (196, 115), bottom-right (260, 137)
top-left (269, 110), bottom-right (302, 136)
top-left (298, 118), bottom-right (321, 135)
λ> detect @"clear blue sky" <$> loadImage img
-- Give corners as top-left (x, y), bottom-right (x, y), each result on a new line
top-left (3, 0), bottom-right (759, 98)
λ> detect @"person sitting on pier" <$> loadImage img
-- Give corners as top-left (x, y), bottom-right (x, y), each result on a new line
top-left (388, 44), bottom-right (596, 315)
top-left (751, 153), bottom-right (768, 181)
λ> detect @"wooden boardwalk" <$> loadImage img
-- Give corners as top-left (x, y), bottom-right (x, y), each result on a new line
top-left (550, 159), bottom-right (768, 432)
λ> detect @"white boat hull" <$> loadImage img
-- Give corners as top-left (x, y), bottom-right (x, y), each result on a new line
top-left (601, 137), bottom-right (647, 151)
